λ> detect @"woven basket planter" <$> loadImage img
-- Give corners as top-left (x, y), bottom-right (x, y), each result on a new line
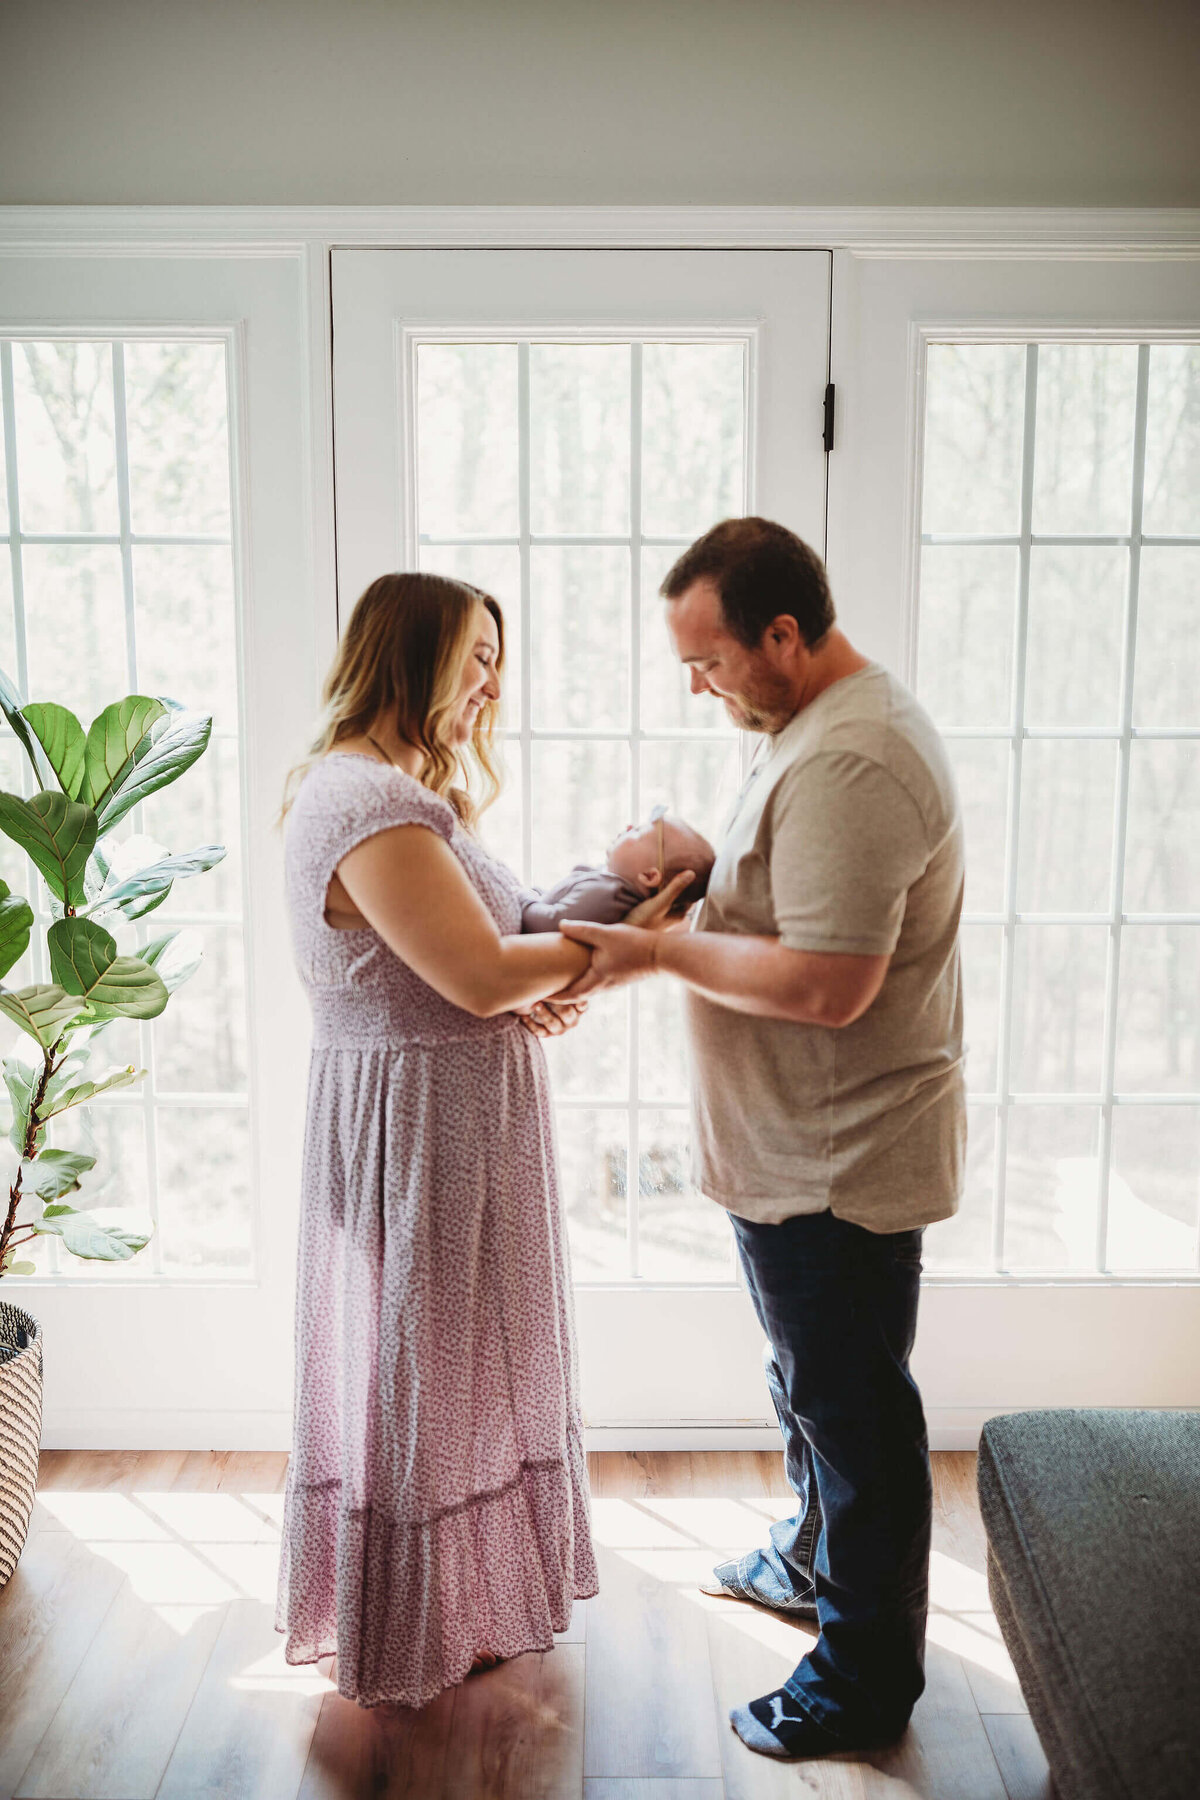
top-left (0, 1301), bottom-right (42, 1589)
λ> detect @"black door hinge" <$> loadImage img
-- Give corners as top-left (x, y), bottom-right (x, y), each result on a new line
top-left (822, 382), bottom-right (836, 453)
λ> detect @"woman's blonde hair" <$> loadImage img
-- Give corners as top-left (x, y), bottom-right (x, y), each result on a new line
top-left (281, 572), bottom-right (505, 825)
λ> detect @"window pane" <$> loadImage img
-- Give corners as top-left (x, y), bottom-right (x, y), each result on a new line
top-left (52, 1104), bottom-right (154, 1281)
top-left (1016, 740), bottom-right (1115, 913)
top-left (923, 1105), bottom-right (995, 1271)
top-left (1024, 547), bottom-right (1126, 727)
top-left (947, 738), bottom-right (1008, 914)
top-left (1134, 548), bottom-right (1200, 726)
top-left (639, 737), bottom-right (742, 852)
top-left (637, 1109), bottom-right (732, 1281)
top-left (640, 545), bottom-right (729, 732)
top-left (1004, 1105), bottom-right (1100, 1271)
top-left (922, 344), bottom-right (1025, 537)
top-left (124, 342), bottom-right (231, 538)
top-left (555, 1107), bottom-right (628, 1281)
top-left (1108, 1106), bottom-right (1199, 1271)
top-left (1143, 344), bottom-right (1200, 536)
top-left (418, 542), bottom-right (522, 729)
top-left (641, 342), bottom-right (744, 539)
top-left (529, 739), bottom-right (630, 890)
top-left (22, 544), bottom-right (128, 724)
top-left (1010, 926), bottom-right (1107, 1093)
top-left (158, 1106), bottom-right (252, 1272)
top-left (638, 979), bottom-right (690, 1104)
top-left (479, 740), bottom-right (523, 878)
top-left (543, 989), bottom-right (627, 1101)
top-left (151, 924), bottom-right (247, 1094)
top-left (1115, 926), bottom-right (1200, 1093)
top-left (12, 341), bottom-right (118, 535)
top-left (416, 344), bottom-right (518, 538)
top-left (1032, 344), bottom-right (1138, 536)
top-left (530, 546), bottom-right (629, 729)
top-left (133, 544), bottom-right (238, 733)
top-left (140, 734), bottom-right (242, 918)
top-left (1124, 740), bottom-right (1200, 914)
top-left (915, 545), bottom-right (1016, 727)
top-left (529, 343), bottom-right (629, 536)
top-left (0, 556), bottom-right (17, 700)
top-left (961, 923), bottom-right (1001, 1094)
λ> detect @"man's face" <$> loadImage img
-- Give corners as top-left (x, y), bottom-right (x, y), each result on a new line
top-left (665, 578), bottom-right (797, 733)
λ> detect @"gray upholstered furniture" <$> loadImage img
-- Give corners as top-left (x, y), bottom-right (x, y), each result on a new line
top-left (978, 1409), bottom-right (1200, 1800)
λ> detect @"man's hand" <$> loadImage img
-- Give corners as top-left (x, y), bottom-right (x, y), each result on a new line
top-left (517, 997), bottom-right (589, 1038)
top-left (555, 919), bottom-right (661, 998)
top-left (622, 868), bottom-right (697, 928)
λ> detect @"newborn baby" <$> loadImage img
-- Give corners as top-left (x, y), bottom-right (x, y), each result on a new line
top-left (521, 806), bottom-right (715, 932)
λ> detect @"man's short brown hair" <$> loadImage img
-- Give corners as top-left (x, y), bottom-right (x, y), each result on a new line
top-left (660, 517), bottom-right (835, 649)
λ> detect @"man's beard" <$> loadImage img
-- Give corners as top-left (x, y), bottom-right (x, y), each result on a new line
top-left (722, 668), bottom-right (796, 734)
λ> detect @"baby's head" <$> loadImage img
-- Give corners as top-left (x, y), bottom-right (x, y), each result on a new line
top-left (605, 809), bottom-right (715, 913)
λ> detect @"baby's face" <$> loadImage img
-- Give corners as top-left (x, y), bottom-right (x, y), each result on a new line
top-left (606, 816), bottom-right (692, 885)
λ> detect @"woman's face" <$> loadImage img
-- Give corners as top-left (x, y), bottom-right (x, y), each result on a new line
top-left (449, 603), bottom-right (502, 744)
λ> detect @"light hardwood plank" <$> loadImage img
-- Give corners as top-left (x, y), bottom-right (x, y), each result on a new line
top-left (156, 1598), bottom-right (333, 1800)
top-left (865, 1641), bottom-right (1008, 1800)
top-left (585, 1782), bottom-right (726, 1798)
top-left (299, 1674), bottom-right (459, 1800)
top-left (0, 1532), bottom-right (124, 1800)
top-left (14, 1581), bottom-right (226, 1800)
top-left (981, 1715), bottom-right (1054, 1800)
top-left (584, 1541), bottom-right (723, 1782)
top-left (300, 1643), bottom-right (584, 1800)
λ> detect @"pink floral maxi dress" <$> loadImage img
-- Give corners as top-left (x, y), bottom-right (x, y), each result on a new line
top-left (274, 754), bottom-right (598, 1707)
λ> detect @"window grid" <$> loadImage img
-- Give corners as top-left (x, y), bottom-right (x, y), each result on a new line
top-left (0, 336), bottom-right (249, 1279)
top-left (415, 335), bottom-right (744, 1282)
top-left (920, 339), bottom-right (1200, 1274)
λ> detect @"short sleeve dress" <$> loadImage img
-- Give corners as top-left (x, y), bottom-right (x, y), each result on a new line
top-left (274, 753), bottom-right (597, 1708)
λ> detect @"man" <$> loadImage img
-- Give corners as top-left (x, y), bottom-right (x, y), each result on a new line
top-left (560, 516), bottom-right (965, 1760)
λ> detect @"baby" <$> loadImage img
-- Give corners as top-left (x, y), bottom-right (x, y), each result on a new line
top-left (521, 805), bottom-right (715, 932)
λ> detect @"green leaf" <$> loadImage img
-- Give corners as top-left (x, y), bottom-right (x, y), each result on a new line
top-left (0, 667), bottom-right (54, 789)
top-left (140, 929), bottom-right (203, 994)
top-left (86, 843), bottom-right (225, 921)
top-left (21, 1148), bottom-right (96, 1200)
top-left (3, 1056), bottom-right (36, 1154)
top-left (37, 1064), bottom-right (141, 1119)
top-left (22, 703), bottom-right (88, 799)
top-left (33, 1203), bottom-right (150, 1261)
top-left (94, 709), bottom-right (213, 833)
top-left (47, 918), bottom-right (168, 1020)
top-left (4, 1261), bottom-right (37, 1277)
top-left (0, 790), bottom-right (98, 905)
top-left (79, 697), bottom-right (169, 814)
top-left (0, 984), bottom-right (86, 1050)
top-left (0, 879), bottom-right (33, 980)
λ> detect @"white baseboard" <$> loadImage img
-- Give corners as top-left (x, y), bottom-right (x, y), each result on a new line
top-left (39, 1406), bottom-right (1004, 1454)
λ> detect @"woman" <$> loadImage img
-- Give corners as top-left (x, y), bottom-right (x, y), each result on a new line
top-left (273, 571), bottom-right (615, 1709)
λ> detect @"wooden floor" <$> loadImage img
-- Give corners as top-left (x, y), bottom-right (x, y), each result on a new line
top-left (0, 1450), bottom-right (1053, 1800)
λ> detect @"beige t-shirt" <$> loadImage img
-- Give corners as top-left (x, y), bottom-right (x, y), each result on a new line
top-left (686, 662), bottom-right (966, 1231)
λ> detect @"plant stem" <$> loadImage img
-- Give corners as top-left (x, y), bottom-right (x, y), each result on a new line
top-left (0, 1042), bottom-right (57, 1278)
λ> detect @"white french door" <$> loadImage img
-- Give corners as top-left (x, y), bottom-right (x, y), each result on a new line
top-left (0, 252), bottom-right (319, 1446)
top-left (332, 249), bottom-right (831, 1431)
top-left (829, 254), bottom-right (1200, 1435)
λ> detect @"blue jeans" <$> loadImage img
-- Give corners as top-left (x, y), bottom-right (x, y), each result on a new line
top-left (727, 1207), bottom-right (931, 1743)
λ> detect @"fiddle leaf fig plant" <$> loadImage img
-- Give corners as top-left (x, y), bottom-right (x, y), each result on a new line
top-left (0, 672), bottom-right (226, 1278)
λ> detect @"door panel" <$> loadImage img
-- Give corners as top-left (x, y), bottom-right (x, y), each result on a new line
top-left (332, 249), bottom-right (832, 1429)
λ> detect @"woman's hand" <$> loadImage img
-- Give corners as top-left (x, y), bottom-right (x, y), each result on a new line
top-left (518, 997), bottom-right (589, 1038)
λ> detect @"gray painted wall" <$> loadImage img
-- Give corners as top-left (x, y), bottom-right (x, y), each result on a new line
top-left (2, 0), bottom-right (1198, 208)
